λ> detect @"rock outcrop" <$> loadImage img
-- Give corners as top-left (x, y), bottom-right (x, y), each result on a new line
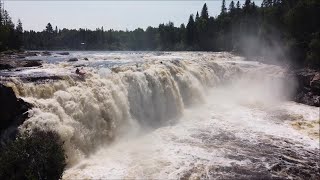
top-left (68, 58), bottom-right (78, 62)
top-left (57, 52), bottom-right (70, 55)
top-left (0, 59), bottom-right (42, 70)
top-left (0, 84), bottom-right (32, 147)
top-left (293, 69), bottom-right (320, 106)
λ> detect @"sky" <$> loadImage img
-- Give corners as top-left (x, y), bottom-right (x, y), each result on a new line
top-left (4, 1), bottom-right (262, 31)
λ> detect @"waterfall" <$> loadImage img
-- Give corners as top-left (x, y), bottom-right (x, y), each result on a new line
top-left (4, 53), bottom-right (289, 165)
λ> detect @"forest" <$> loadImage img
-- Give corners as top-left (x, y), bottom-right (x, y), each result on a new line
top-left (1, 0), bottom-right (320, 68)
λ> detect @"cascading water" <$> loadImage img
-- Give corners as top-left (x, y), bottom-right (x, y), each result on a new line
top-left (2, 52), bottom-right (319, 179)
top-left (5, 53), bottom-right (238, 164)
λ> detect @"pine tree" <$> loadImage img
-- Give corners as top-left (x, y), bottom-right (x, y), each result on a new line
top-left (16, 19), bottom-right (23, 33)
top-left (229, 1), bottom-right (235, 12)
top-left (195, 11), bottom-right (200, 22)
top-left (236, 1), bottom-right (241, 9)
top-left (0, 1), bottom-right (2, 26)
top-left (244, 0), bottom-right (251, 8)
top-left (201, 3), bottom-right (209, 20)
top-left (221, 0), bottom-right (227, 14)
top-left (45, 23), bottom-right (53, 33)
top-left (186, 14), bottom-right (195, 46)
top-left (15, 19), bottom-right (23, 49)
top-left (3, 10), bottom-right (12, 26)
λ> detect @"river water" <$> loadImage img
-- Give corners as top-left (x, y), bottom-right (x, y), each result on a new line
top-left (2, 52), bottom-right (319, 179)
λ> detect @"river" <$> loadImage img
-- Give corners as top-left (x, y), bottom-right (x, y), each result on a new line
top-left (2, 51), bottom-right (319, 179)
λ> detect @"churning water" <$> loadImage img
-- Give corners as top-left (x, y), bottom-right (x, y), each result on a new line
top-left (3, 52), bottom-right (319, 179)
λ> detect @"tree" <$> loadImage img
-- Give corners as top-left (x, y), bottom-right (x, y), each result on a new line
top-left (201, 3), bottom-right (209, 20)
top-left (186, 14), bottom-right (195, 47)
top-left (14, 19), bottom-right (23, 49)
top-left (229, 1), bottom-right (235, 12)
top-left (221, 0), bottom-right (227, 14)
top-left (195, 11), bottom-right (200, 22)
top-left (0, 130), bottom-right (66, 180)
top-left (45, 23), bottom-right (54, 34)
top-left (236, 1), bottom-right (241, 9)
top-left (243, 0), bottom-right (251, 9)
top-left (0, 1), bottom-right (2, 27)
top-left (262, 0), bottom-right (273, 7)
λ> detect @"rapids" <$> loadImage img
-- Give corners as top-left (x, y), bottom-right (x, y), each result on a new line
top-left (2, 52), bottom-right (319, 179)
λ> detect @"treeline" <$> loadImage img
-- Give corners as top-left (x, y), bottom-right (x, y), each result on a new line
top-left (0, 1), bottom-right (23, 51)
top-left (1, 0), bottom-right (318, 68)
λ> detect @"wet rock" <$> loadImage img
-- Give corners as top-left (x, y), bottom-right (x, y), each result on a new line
top-left (23, 75), bottom-right (63, 82)
top-left (2, 50), bottom-right (15, 55)
top-left (57, 52), bottom-right (70, 55)
top-left (0, 59), bottom-right (42, 70)
top-left (25, 51), bottom-right (38, 56)
top-left (84, 57), bottom-right (88, 60)
top-left (41, 51), bottom-right (51, 56)
top-left (0, 84), bottom-right (32, 147)
top-left (17, 55), bottom-right (26, 59)
top-left (0, 63), bottom-right (14, 70)
top-left (310, 72), bottom-right (320, 95)
top-left (68, 58), bottom-right (78, 62)
top-left (22, 60), bottom-right (42, 67)
top-left (291, 69), bottom-right (320, 107)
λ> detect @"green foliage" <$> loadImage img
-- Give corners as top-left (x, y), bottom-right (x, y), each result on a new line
top-left (0, 129), bottom-right (66, 180)
top-left (306, 33), bottom-right (320, 68)
top-left (201, 3), bottom-right (209, 20)
top-left (0, 1), bottom-right (24, 51)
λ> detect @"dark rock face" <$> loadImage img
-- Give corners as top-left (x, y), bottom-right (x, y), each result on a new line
top-left (0, 84), bottom-right (32, 147)
top-left (293, 69), bottom-right (320, 106)
top-left (68, 58), bottom-right (78, 62)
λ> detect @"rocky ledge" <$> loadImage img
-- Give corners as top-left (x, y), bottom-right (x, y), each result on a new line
top-left (0, 58), bottom-right (42, 70)
top-left (0, 83), bottom-right (32, 147)
top-left (292, 69), bottom-right (320, 107)
top-left (0, 50), bottom-right (44, 70)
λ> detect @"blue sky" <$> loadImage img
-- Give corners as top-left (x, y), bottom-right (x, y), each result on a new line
top-left (4, 1), bottom-right (262, 31)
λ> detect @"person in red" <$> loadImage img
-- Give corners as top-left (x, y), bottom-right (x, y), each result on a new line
top-left (75, 68), bottom-right (85, 76)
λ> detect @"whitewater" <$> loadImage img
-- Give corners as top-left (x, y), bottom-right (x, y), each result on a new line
top-left (2, 52), bottom-right (319, 179)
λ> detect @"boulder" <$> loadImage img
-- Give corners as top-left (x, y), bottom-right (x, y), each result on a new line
top-left (292, 69), bottom-right (320, 107)
top-left (68, 58), bottom-right (78, 62)
top-left (310, 73), bottom-right (320, 95)
top-left (22, 60), bottom-right (42, 67)
top-left (84, 57), bottom-right (89, 60)
top-left (41, 51), bottom-right (51, 56)
top-left (57, 52), bottom-right (70, 55)
top-left (25, 51), bottom-right (39, 57)
top-left (0, 64), bottom-right (14, 70)
top-left (0, 84), bottom-right (32, 145)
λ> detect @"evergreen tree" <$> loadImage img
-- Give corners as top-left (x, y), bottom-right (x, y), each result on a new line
top-left (229, 1), bottom-right (235, 12)
top-left (15, 19), bottom-right (23, 49)
top-left (201, 3), bottom-right (209, 20)
top-left (236, 1), bottom-right (241, 9)
top-left (195, 12), bottom-right (200, 22)
top-left (0, 1), bottom-right (2, 27)
top-left (221, 0), bottom-right (227, 14)
top-left (45, 23), bottom-right (53, 34)
top-left (186, 14), bottom-right (195, 47)
top-left (243, 0), bottom-right (251, 9)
